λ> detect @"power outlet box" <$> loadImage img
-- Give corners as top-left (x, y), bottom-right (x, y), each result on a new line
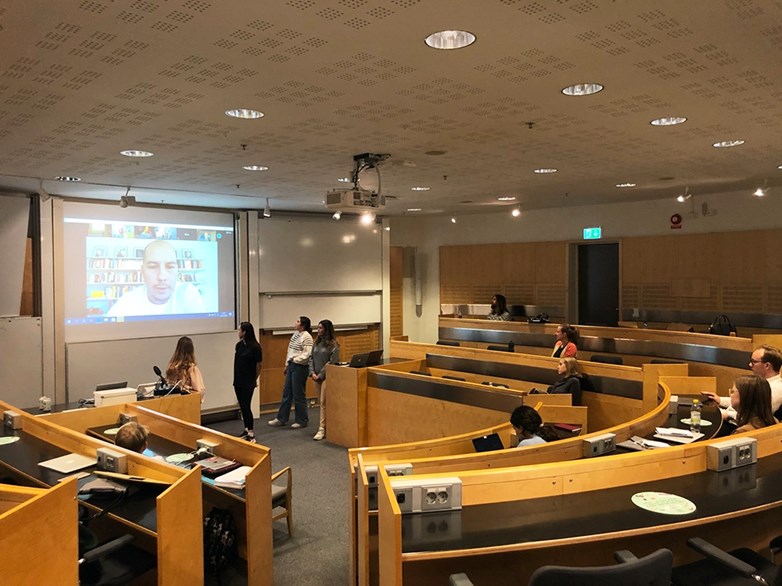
top-left (196, 438), bottom-right (220, 452)
top-left (706, 437), bottom-right (757, 472)
top-left (362, 463), bottom-right (413, 488)
top-left (119, 413), bottom-right (137, 425)
top-left (3, 410), bottom-right (22, 430)
top-left (96, 447), bottom-right (128, 474)
top-left (582, 433), bottom-right (616, 458)
top-left (390, 476), bottom-right (462, 514)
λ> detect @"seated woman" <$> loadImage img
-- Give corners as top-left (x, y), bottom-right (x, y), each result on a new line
top-left (545, 357), bottom-right (583, 405)
top-left (729, 374), bottom-right (777, 434)
top-left (510, 405), bottom-right (547, 447)
top-left (552, 324), bottom-right (578, 358)
top-left (166, 336), bottom-right (206, 401)
top-left (487, 294), bottom-right (511, 321)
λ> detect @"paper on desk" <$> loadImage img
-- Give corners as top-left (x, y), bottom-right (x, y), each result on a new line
top-left (214, 465), bottom-right (252, 489)
top-left (654, 427), bottom-right (704, 444)
top-left (617, 436), bottom-right (670, 450)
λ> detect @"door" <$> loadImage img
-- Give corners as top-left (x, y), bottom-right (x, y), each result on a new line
top-left (578, 243), bottom-right (619, 326)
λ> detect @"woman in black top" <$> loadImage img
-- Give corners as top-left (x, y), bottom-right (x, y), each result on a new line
top-left (234, 322), bottom-right (263, 442)
top-left (546, 357), bottom-right (583, 405)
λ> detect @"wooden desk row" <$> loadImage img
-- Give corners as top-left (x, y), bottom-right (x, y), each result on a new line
top-left (0, 395), bottom-right (274, 585)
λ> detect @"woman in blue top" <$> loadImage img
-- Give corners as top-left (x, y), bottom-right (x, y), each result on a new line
top-left (510, 405), bottom-right (547, 447)
top-left (309, 319), bottom-right (340, 441)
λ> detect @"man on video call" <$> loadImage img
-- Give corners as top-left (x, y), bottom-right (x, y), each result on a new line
top-left (106, 240), bottom-right (205, 317)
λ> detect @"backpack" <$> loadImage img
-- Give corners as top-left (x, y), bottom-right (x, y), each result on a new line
top-left (203, 507), bottom-right (238, 578)
top-left (709, 314), bottom-right (736, 336)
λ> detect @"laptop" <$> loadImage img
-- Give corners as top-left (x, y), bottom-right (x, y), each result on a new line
top-left (366, 349), bottom-right (383, 366)
top-left (95, 381), bottom-right (128, 392)
top-left (472, 433), bottom-right (505, 453)
top-left (348, 352), bottom-right (370, 368)
top-left (39, 453), bottom-right (96, 474)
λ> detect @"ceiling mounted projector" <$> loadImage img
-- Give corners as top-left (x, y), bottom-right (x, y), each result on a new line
top-left (325, 152), bottom-right (389, 213)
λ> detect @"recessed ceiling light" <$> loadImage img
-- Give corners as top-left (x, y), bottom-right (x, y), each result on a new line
top-left (534, 168), bottom-right (557, 174)
top-left (561, 83), bottom-right (604, 96)
top-left (753, 187), bottom-right (766, 197)
top-left (450, 217), bottom-right (457, 223)
top-left (337, 177), bottom-right (351, 183)
top-left (651, 117), bottom-right (687, 126)
top-left (225, 108), bottom-right (264, 119)
top-left (511, 207), bottom-right (521, 217)
top-left (713, 140), bottom-right (745, 148)
top-left (424, 30), bottom-right (476, 50)
top-left (120, 150), bottom-right (153, 158)
top-left (243, 165), bottom-right (269, 171)
top-left (55, 176), bottom-right (81, 182)
top-left (778, 165), bottom-right (782, 170)
top-left (406, 208), bottom-right (422, 212)
top-left (497, 196), bottom-right (516, 201)
top-left (616, 183), bottom-right (636, 188)
top-left (411, 187), bottom-right (430, 191)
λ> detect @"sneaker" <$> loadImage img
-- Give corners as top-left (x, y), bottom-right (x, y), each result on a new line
top-left (267, 419), bottom-right (285, 427)
top-left (244, 434), bottom-right (257, 443)
top-left (291, 422), bottom-right (307, 429)
top-left (313, 428), bottom-right (325, 441)
top-left (237, 429), bottom-right (249, 438)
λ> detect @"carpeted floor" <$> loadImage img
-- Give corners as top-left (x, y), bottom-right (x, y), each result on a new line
top-left (207, 408), bottom-right (350, 585)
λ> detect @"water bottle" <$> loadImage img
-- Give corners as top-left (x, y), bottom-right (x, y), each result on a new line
top-left (690, 399), bottom-right (702, 433)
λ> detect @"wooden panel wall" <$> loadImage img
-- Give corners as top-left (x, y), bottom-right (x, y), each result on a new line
top-left (389, 246), bottom-right (403, 339)
top-left (440, 240), bottom-right (566, 305)
top-left (441, 228), bottom-right (782, 317)
top-left (258, 325), bottom-right (380, 409)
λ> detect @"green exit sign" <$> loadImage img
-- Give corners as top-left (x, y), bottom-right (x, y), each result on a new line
top-left (583, 226), bottom-right (602, 240)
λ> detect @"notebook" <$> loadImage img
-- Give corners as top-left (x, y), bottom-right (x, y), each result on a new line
top-left (197, 455), bottom-right (243, 479)
top-left (214, 465), bottom-right (252, 489)
top-left (39, 453), bottom-right (96, 474)
top-left (472, 433), bottom-right (505, 453)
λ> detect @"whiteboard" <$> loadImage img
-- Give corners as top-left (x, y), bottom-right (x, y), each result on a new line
top-left (258, 217), bottom-right (382, 292)
top-left (259, 293), bottom-right (381, 330)
top-left (66, 331), bottom-right (238, 409)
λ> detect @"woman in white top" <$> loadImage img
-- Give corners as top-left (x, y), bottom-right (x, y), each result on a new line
top-left (510, 405), bottom-right (547, 447)
top-left (268, 316), bottom-right (314, 429)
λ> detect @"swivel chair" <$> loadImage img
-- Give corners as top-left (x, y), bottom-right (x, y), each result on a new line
top-left (671, 536), bottom-right (782, 586)
top-left (528, 548), bottom-right (673, 586)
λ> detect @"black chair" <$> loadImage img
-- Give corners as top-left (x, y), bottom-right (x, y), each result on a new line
top-left (442, 375), bottom-right (466, 381)
top-left (410, 370), bottom-right (431, 376)
top-left (672, 536), bottom-right (782, 586)
top-left (487, 345), bottom-right (514, 352)
top-left (650, 358), bottom-right (685, 364)
top-left (436, 340), bottom-right (460, 347)
top-left (79, 533), bottom-right (156, 585)
top-left (528, 548), bottom-right (673, 586)
top-left (590, 354), bottom-right (624, 365)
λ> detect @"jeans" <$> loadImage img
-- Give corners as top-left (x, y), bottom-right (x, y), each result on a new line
top-left (275, 362), bottom-right (308, 425)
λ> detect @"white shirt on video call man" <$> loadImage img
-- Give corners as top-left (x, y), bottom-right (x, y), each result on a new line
top-left (106, 239), bottom-right (205, 317)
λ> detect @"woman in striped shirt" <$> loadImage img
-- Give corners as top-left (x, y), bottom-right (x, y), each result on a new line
top-left (268, 316), bottom-right (314, 429)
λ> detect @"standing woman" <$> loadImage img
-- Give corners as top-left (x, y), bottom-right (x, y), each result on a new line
top-left (552, 324), bottom-right (578, 358)
top-left (268, 316), bottom-right (314, 429)
top-left (234, 322), bottom-right (263, 443)
top-left (310, 319), bottom-right (340, 441)
top-left (730, 374), bottom-right (776, 434)
top-left (166, 336), bottom-right (206, 400)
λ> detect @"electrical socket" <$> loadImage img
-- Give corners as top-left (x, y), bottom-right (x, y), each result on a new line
top-left (389, 477), bottom-right (462, 514)
top-left (96, 447), bottom-right (127, 473)
top-left (196, 438), bottom-right (220, 452)
top-left (364, 465), bottom-right (379, 488)
top-left (384, 463), bottom-right (413, 478)
top-left (582, 433), bottom-right (616, 458)
top-left (3, 410), bottom-right (22, 430)
top-left (707, 437), bottom-right (757, 471)
top-left (119, 413), bottom-right (137, 425)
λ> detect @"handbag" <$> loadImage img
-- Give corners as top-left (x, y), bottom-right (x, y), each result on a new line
top-left (708, 314), bottom-right (736, 336)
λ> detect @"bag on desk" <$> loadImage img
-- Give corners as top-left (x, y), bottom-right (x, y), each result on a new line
top-left (709, 314), bottom-right (736, 336)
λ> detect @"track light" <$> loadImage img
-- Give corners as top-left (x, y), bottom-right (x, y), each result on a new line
top-left (359, 211), bottom-right (374, 225)
top-left (119, 187), bottom-right (135, 208)
top-left (263, 198), bottom-right (271, 218)
top-left (332, 210), bottom-right (342, 220)
top-left (511, 207), bottom-right (521, 217)
top-left (753, 182), bottom-right (768, 198)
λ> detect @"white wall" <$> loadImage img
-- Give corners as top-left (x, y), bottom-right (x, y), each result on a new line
top-left (389, 189), bottom-right (782, 343)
